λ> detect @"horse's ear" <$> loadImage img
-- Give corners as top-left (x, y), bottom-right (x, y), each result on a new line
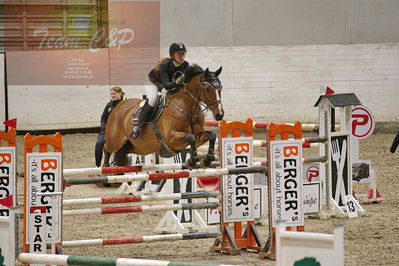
top-left (214, 66), bottom-right (222, 76)
top-left (204, 67), bottom-right (209, 77)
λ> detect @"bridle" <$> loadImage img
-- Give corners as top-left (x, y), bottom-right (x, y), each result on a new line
top-left (165, 72), bottom-right (223, 122)
top-left (198, 75), bottom-right (223, 111)
top-left (186, 73), bottom-right (223, 112)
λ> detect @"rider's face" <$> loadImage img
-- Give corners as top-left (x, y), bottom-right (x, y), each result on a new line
top-left (110, 90), bottom-right (122, 101)
top-left (173, 52), bottom-right (186, 64)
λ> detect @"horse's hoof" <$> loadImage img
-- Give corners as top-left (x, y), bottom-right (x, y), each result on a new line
top-left (200, 157), bottom-right (212, 168)
top-left (185, 158), bottom-right (196, 169)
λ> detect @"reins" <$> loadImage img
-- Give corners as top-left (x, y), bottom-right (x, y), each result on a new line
top-left (163, 73), bottom-right (222, 123)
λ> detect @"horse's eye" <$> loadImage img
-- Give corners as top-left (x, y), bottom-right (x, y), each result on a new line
top-left (211, 80), bottom-right (221, 89)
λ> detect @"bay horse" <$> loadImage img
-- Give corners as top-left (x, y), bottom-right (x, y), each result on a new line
top-left (101, 64), bottom-right (224, 168)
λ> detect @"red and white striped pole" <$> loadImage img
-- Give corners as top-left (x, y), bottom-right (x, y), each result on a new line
top-left (63, 202), bottom-right (220, 216)
top-left (63, 191), bottom-right (220, 206)
top-left (65, 166), bottom-right (267, 186)
top-left (205, 120), bottom-right (319, 131)
top-left (62, 232), bottom-right (220, 248)
top-left (64, 162), bottom-right (220, 177)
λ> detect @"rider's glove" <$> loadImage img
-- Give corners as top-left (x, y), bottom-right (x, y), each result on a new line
top-left (175, 75), bottom-right (184, 85)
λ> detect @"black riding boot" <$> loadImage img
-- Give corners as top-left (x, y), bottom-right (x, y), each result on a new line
top-left (130, 101), bottom-right (153, 139)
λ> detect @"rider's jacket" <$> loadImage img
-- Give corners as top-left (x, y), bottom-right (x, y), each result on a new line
top-left (100, 97), bottom-right (126, 131)
top-left (148, 58), bottom-right (189, 91)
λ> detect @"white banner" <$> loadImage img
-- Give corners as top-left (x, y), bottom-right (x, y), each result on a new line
top-left (222, 137), bottom-right (254, 223)
top-left (270, 140), bottom-right (304, 227)
top-left (303, 182), bottom-right (320, 214)
top-left (26, 153), bottom-right (62, 244)
top-left (0, 147), bottom-right (16, 217)
top-left (29, 206), bottom-right (47, 257)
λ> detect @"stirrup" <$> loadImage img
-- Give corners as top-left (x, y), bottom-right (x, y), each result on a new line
top-left (130, 126), bottom-right (141, 139)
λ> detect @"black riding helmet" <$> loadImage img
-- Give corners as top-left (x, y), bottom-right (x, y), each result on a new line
top-left (169, 42), bottom-right (187, 57)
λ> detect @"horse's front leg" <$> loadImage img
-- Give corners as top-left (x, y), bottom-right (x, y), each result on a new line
top-left (196, 131), bottom-right (217, 168)
top-left (204, 131), bottom-right (217, 167)
top-left (185, 133), bottom-right (200, 168)
top-left (168, 130), bottom-right (200, 168)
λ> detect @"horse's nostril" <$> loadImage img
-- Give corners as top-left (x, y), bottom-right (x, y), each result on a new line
top-left (215, 113), bottom-right (224, 121)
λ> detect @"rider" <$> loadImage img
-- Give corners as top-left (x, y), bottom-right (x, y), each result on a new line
top-left (130, 42), bottom-right (190, 139)
top-left (95, 86), bottom-right (127, 167)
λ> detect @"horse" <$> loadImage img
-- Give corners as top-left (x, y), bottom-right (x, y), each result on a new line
top-left (101, 64), bottom-right (224, 168)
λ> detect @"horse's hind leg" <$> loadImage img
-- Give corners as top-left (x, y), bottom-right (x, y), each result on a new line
top-left (200, 131), bottom-right (217, 167)
top-left (115, 142), bottom-right (131, 166)
top-left (103, 151), bottom-right (111, 167)
top-left (185, 133), bottom-right (200, 168)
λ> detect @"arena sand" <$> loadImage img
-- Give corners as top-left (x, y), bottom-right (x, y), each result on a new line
top-left (15, 131), bottom-right (399, 265)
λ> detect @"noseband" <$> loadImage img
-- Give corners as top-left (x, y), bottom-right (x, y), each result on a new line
top-left (165, 72), bottom-right (222, 123)
top-left (199, 74), bottom-right (223, 108)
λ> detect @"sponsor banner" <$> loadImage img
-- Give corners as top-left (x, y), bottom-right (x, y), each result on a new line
top-left (26, 153), bottom-right (62, 244)
top-left (303, 162), bottom-right (319, 183)
top-left (222, 137), bottom-right (254, 223)
top-left (5, 1), bottom-right (160, 85)
top-left (352, 106), bottom-right (375, 139)
top-left (0, 147), bottom-right (16, 217)
top-left (29, 206), bottom-right (47, 257)
top-left (303, 182), bottom-right (320, 214)
top-left (206, 186), bottom-right (264, 225)
top-left (270, 140), bottom-right (304, 227)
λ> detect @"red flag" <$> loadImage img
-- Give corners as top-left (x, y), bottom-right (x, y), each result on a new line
top-left (325, 87), bottom-right (335, 95)
top-left (3, 118), bottom-right (17, 128)
top-left (0, 195), bottom-right (13, 207)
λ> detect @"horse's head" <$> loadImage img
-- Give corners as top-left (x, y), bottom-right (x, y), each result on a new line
top-left (200, 67), bottom-right (224, 121)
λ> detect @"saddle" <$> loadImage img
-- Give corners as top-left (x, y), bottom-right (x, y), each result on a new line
top-left (131, 91), bottom-right (182, 158)
top-left (132, 95), bottom-right (165, 125)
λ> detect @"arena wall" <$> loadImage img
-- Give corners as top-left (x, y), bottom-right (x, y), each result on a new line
top-left (2, 0), bottom-right (399, 130)
top-left (160, 0), bottom-right (399, 46)
top-left (3, 43), bottom-right (399, 131)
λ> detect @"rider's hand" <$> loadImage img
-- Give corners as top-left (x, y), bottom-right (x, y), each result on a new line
top-left (175, 75), bottom-right (184, 84)
top-left (161, 88), bottom-right (168, 98)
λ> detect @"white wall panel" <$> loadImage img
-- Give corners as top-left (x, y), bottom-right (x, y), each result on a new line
top-left (7, 84), bottom-right (143, 130)
top-left (186, 44), bottom-right (399, 123)
top-left (6, 43), bottom-right (399, 130)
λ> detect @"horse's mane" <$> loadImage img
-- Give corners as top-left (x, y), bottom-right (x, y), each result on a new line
top-left (183, 64), bottom-right (203, 83)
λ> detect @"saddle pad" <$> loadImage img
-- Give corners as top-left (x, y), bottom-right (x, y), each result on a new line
top-left (131, 95), bottom-right (166, 125)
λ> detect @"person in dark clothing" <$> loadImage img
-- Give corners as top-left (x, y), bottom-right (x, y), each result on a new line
top-left (130, 42), bottom-right (190, 139)
top-left (95, 87), bottom-right (126, 167)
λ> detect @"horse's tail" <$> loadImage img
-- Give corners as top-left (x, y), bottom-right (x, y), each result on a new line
top-left (390, 132), bottom-right (399, 153)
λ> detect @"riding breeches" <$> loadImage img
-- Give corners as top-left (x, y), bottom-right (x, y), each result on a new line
top-left (144, 79), bottom-right (158, 107)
